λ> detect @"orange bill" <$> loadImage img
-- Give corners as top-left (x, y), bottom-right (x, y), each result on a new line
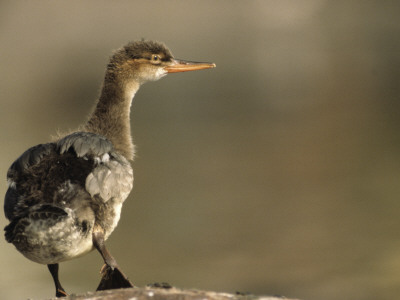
top-left (164, 59), bottom-right (216, 73)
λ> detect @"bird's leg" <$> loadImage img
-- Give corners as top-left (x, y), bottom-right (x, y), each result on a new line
top-left (93, 227), bottom-right (118, 270)
top-left (47, 264), bottom-right (68, 298)
top-left (92, 225), bottom-right (134, 291)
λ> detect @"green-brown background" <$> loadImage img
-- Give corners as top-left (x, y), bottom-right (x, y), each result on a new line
top-left (1, 1), bottom-right (400, 299)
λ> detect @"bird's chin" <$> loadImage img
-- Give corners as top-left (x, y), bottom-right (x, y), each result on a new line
top-left (153, 68), bottom-right (168, 80)
top-left (140, 69), bottom-right (167, 83)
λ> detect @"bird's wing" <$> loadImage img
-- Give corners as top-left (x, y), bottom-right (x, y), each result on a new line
top-left (5, 143), bottom-right (56, 220)
top-left (4, 132), bottom-right (133, 221)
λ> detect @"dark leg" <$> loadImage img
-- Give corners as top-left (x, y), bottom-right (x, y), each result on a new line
top-left (47, 264), bottom-right (68, 297)
top-left (92, 227), bottom-right (134, 291)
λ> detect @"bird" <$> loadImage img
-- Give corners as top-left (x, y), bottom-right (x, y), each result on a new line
top-left (3, 40), bottom-right (215, 297)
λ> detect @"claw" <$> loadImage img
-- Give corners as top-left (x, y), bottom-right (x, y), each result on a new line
top-left (100, 264), bottom-right (107, 275)
top-left (56, 288), bottom-right (68, 298)
top-left (99, 263), bottom-right (115, 276)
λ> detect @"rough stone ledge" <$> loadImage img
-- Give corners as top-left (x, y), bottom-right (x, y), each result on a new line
top-left (47, 287), bottom-right (299, 300)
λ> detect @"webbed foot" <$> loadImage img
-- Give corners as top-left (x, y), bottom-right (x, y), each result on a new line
top-left (96, 264), bottom-right (134, 291)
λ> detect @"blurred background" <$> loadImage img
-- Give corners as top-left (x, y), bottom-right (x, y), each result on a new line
top-left (1, 1), bottom-right (400, 299)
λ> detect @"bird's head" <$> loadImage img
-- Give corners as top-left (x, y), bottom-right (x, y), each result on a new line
top-left (107, 40), bottom-right (215, 85)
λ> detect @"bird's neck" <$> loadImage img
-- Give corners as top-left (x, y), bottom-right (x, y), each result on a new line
top-left (84, 73), bottom-right (140, 160)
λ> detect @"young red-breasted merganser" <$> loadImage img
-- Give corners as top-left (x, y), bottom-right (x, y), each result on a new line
top-left (4, 40), bottom-right (215, 297)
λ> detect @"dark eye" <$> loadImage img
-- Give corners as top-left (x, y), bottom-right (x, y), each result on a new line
top-left (151, 54), bottom-right (161, 62)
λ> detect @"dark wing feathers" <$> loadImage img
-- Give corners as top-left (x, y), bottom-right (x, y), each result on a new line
top-left (7, 143), bottom-right (55, 180)
top-left (5, 143), bottom-right (56, 220)
top-left (4, 186), bottom-right (19, 220)
top-left (4, 132), bottom-right (133, 223)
